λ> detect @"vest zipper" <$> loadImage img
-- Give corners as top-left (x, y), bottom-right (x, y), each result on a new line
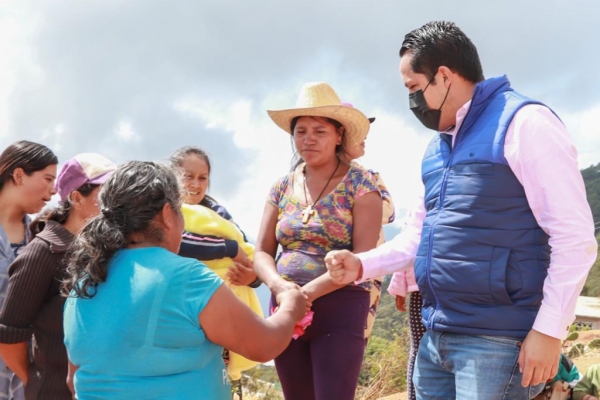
top-left (424, 97), bottom-right (478, 331)
top-left (424, 224), bottom-right (439, 330)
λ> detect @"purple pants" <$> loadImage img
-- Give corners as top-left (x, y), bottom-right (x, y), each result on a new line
top-left (273, 287), bottom-right (370, 400)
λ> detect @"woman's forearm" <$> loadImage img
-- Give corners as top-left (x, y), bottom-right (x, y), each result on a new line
top-left (67, 359), bottom-right (79, 397)
top-left (0, 342), bottom-right (28, 384)
top-left (254, 251), bottom-right (283, 288)
top-left (202, 285), bottom-right (305, 363)
top-left (302, 273), bottom-right (345, 301)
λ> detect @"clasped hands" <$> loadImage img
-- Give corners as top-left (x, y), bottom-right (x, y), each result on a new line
top-left (270, 279), bottom-right (312, 313)
top-left (269, 279), bottom-right (313, 336)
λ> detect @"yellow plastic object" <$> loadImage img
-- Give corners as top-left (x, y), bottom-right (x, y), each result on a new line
top-left (181, 204), bottom-right (263, 380)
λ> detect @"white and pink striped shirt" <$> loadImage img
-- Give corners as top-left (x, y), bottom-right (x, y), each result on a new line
top-left (358, 101), bottom-right (598, 340)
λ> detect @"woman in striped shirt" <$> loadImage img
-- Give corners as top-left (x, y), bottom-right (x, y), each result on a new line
top-left (0, 153), bottom-right (115, 400)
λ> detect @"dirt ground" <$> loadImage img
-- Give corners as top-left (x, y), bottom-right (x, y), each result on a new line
top-left (379, 330), bottom-right (600, 400)
top-left (566, 329), bottom-right (600, 373)
top-left (379, 391), bottom-right (407, 400)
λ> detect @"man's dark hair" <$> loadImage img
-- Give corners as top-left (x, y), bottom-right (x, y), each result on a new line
top-left (399, 21), bottom-right (484, 84)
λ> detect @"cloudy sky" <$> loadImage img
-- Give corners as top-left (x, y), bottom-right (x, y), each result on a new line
top-left (2, 0), bottom-right (600, 243)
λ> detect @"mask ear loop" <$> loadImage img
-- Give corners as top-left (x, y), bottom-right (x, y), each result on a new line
top-left (437, 83), bottom-right (451, 111)
top-left (422, 73), bottom-right (450, 108)
top-left (422, 79), bottom-right (434, 94)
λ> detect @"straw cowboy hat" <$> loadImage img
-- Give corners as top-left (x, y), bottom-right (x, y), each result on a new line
top-left (267, 82), bottom-right (371, 146)
top-left (341, 102), bottom-right (376, 124)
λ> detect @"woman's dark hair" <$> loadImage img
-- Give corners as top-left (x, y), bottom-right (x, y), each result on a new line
top-left (399, 21), bottom-right (484, 84)
top-left (64, 161), bottom-right (182, 299)
top-left (289, 116), bottom-right (348, 171)
top-left (170, 146), bottom-right (212, 175)
top-left (0, 140), bottom-right (58, 192)
top-left (29, 184), bottom-right (99, 239)
top-left (169, 145), bottom-right (219, 207)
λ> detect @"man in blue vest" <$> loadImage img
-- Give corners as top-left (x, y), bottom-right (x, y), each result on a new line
top-left (325, 21), bottom-right (597, 400)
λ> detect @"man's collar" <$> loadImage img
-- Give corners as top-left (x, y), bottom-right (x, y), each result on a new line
top-left (444, 100), bottom-right (473, 137)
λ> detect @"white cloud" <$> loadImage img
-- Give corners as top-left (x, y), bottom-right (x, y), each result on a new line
top-left (359, 111), bottom-right (430, 212)
top-left (562, 103), bottom-right (600, 169)
top-left (1, 0), bottom-right (599, 242)
top-left (173, 99), bottom-right (223, 130)
top-left (173, 96), bottom-right (293, 239)
top-left (114, 120), bottom-right (138, 142)
top-left (0, 5), bottom-right (42, 137)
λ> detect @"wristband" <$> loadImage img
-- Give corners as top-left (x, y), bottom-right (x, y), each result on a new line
top-left (248, 277), bottom-right (262, 288)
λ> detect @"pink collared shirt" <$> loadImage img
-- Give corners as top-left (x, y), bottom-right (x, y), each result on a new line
top-left (358, 101), bottom-right (598, 340)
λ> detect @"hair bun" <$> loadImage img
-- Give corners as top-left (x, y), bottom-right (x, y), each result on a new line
top-left (101, 207), bottom-right (126, 227)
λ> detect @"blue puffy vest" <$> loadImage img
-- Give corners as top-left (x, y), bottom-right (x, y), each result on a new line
top-left (416, 76), bottom-right (552, 338)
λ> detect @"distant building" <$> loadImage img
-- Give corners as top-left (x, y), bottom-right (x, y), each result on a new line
top-left (574, 296), bottom-right (600, 330)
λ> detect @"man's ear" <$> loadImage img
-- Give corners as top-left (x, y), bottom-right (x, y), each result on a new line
top-left (438, 66), bottom-right (453, 88)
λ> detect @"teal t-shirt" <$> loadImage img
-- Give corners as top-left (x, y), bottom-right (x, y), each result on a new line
top-left (63, 247), bottom-right (229, 400)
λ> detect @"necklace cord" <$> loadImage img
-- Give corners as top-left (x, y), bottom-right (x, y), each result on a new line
top-left (303, 157), bottom-right (341, 207)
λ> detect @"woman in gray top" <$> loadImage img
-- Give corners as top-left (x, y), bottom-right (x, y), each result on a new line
top-left (0, 141), bottom-right (57, 400)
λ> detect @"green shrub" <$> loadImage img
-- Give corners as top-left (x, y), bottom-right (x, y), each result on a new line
top-left (569, 343), bottom-right (585, 358)
top-left (588, 338), bottom-right (600, 350)
top-left (356, 329), bottom-right (411, 400)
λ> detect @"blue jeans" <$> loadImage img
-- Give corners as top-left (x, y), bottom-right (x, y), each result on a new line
top-left (413, 331), bottom-right (545, 400)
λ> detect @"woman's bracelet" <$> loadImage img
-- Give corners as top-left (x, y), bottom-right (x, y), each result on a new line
top-left (248, 277), bottom-right (262, 288)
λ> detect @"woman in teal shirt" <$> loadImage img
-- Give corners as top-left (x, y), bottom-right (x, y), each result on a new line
top-left (63, 161), bottom-right (306, 400)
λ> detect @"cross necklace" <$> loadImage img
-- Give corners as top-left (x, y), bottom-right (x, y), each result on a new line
top-left (301, 158), bottom-right (341, 224)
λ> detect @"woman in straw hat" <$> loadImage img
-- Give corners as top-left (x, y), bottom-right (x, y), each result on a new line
top-left (254, 82), bottom-right (383, 400)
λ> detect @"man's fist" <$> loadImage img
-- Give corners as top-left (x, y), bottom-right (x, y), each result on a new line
top-left (324, 249), bottom-right (363, 285)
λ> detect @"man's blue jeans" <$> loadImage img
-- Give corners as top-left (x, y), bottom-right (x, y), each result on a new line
top-left (413, 331), bottom-right (546, 399)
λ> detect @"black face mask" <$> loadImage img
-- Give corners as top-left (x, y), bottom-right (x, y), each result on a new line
top-left (409, 79), bottom-right (450, 131)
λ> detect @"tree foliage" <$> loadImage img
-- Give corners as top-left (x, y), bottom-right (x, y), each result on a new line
top-left (582, 162), bottom-right (600, 226)
top-left (581, 234), bottom-right (600, 297)
top-left (582, 163), bottom-right (600, 296)
top-left (370, 277), bottom-right (408, 341)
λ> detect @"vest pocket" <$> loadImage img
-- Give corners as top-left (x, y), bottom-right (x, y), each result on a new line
top-left (453, 163), bottom-right (494, 175)
top-left (489, 247), bottom-right (514, 305)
